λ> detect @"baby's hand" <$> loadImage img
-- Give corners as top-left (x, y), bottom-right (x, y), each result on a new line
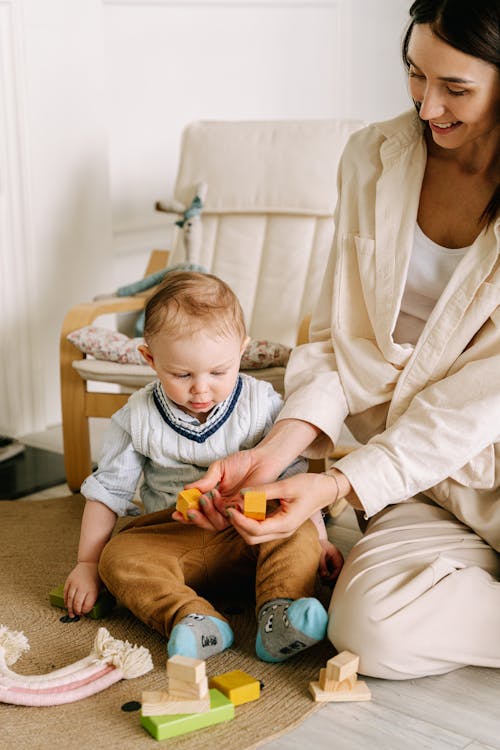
top-left (64, 562), bottom-right (100, 618)
top-left (318, 539), bottom-right (344, 585)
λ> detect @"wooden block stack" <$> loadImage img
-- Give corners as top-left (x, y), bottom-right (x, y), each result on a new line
top-left (142, 655), bottom-right (210, 716)
top-left (309, 650), bottom-right (371, 703)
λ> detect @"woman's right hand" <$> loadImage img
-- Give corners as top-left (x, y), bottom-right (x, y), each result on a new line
top-left (64, 562), bottom-right (100, 618)
top-left (190, 446), bottom-right (279, 499)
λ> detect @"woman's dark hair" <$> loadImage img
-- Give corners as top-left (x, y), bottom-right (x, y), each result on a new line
top-left (402, 0), bottom-right (500, 224)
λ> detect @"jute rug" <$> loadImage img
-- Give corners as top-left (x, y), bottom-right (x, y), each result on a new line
top-left (0, 496), bottom-right (333, 750)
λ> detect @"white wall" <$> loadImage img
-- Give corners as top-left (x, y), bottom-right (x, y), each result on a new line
top-left (0, 0), bottom-right (411, 436)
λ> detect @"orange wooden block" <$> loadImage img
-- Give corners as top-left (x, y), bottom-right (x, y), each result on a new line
top-left (176, 489), bottom-right (202, 520)
top-left (242, 490), bottom-right (266, 521)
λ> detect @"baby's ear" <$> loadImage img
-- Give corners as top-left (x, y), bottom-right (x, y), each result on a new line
top-left (240, 335), bottom-right (251, 355)
top-left (138, 343), bottom-right (155, 367)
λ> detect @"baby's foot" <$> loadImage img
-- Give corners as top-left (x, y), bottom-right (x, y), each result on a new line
top-left (256, 597), bottom-right (328, 662)
top-left (167, 614), bottom-right (234, 659)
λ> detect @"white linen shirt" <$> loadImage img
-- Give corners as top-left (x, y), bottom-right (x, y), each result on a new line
top-left (82, 373), bottom-right (303, 516)
top-left (279, 110), bottom-right (500, 550)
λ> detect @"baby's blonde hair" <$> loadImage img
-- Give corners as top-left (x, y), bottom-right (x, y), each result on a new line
top-left (143, 271), bottom-right (247, 344)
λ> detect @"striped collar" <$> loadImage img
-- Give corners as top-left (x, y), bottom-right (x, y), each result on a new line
top-left (152, 376), bottom-right (243, 443)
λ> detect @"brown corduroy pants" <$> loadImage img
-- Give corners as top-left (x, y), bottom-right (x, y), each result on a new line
top-left (99, 508), bottom-right (321, 637)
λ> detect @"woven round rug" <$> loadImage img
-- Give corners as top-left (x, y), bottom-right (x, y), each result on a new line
top-left (0, 496), bottom-right (334, 750)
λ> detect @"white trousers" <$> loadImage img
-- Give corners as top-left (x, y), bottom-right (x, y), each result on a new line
top-left (328, 497), bottom-right (500, 679)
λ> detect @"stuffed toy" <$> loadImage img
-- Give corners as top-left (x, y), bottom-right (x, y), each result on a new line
top-left (98, 182), bottom-right (209, 337)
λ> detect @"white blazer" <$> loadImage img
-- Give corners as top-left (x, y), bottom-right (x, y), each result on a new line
top-left (279, 110), bottom-right (500, 550)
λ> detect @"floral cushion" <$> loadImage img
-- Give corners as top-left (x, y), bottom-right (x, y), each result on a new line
top-left (67, 326), bottom-right (291, 370)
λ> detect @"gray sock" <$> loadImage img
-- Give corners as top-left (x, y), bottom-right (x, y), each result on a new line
top-left (256, 597), bottom-right (328, 662)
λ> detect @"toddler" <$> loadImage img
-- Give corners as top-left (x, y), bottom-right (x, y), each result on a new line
top-left (64, 272), bottom-right (342, 662)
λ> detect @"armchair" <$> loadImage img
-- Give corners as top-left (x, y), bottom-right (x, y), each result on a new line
top-left (60, 118), bottom-right (364, 491)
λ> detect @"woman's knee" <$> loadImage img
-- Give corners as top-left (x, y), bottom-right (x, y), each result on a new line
top-left (327, 581), bottom-right (416, 679)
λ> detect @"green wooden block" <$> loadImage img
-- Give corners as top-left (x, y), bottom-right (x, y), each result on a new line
top-left (48, 584), bottom-right (115, 619)
top-left (49, 583), bottom-right (66, 609)
top-left (86, 589), bottom-right (116, 619)
top-left (140, 689), bottom-right (234, 741)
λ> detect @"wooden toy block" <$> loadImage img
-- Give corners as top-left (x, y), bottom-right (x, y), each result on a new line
top-left (48, 584), bottom-right (115, 619)
top-left (166, 654), bottom-right (206, 684)
top-left (141, 690), bottom-right (210, 716)
top-left (168, 675), bottom-right (209, 700)
top-left (325, 650), bottom-right (360, 682)
top-left (140, 689), bottom-right (234, 740)
top-left (242, 489), bottom-right (267, 521)
top-left (319, 668), bottom-right (357, 692)
top-left (309, 679), bottom-right (371, 703)
top-left (209, 669), bottom-right (260, 706)
top-left (176, 488), bottom-right (202, 520)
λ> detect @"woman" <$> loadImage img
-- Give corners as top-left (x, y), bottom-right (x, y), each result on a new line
top-left (184, 0), bottom-right (500, 679)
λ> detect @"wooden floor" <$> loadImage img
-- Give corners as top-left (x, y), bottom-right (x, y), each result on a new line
top-left (17, 428), bottom-right (500, 750)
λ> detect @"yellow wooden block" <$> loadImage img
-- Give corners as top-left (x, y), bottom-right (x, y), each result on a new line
top-left (325, 651), bottom-right (360, 682)
top-left (242, 490), bottom-right (266, 521)
top-left (167, 654), bottom-right (206, 683)
top-left (209, 669), bottom-right (260, 706)
top-left (319, 668), bottom-right (357, 692)
top-left (176, 489), bottom-right (202, 520)
top-left (309, 680), bottom-right (371, 703)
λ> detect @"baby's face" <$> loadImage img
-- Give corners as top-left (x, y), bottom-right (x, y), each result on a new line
top-left (139, 326), bottom-right (246, 422)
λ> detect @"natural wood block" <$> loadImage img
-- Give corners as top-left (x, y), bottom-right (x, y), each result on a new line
top-left (326, 651), bottom-right (360, 682)
top-left (166, 655), bottom-right (206, 684)
top-left (176, 489), bottom-right (202, 520)
top-left (141, 689), bottom-right (234, 740)
top-left (209, 669), bottom-right (260, 706)
top-left (141, 690), bottom-right (210, 716)
top-left (309, 680), bottom-right (371, 703)
top-left (168, 675), bottom-right (209, 700)
top-left (319, 668), bottom-right (357, 692)
top-left (242, 490), bottom-right (267, 521)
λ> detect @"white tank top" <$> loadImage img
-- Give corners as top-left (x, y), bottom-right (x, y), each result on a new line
top-left (393, 224), bottom-right (469, 346)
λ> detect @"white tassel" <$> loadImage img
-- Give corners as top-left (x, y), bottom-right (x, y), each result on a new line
top-left (92, 627), bottom-right (153, 679)
top-left (0, 626), bottom-right (30, 666)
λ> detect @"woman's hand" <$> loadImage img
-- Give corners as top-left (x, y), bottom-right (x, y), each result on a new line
top-left (189, 419), bottom-right (323, 499)
top-left (223, 471), bottom-right (347, 544)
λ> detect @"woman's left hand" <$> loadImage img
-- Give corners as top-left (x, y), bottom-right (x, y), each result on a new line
top-left (223, 472), bottom-right (344, 544)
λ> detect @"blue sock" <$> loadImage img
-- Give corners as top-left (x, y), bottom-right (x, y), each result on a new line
top-left (167, 614), bottom-right (234, 659)
top-left (256, 598), bottom-right (328, 663)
